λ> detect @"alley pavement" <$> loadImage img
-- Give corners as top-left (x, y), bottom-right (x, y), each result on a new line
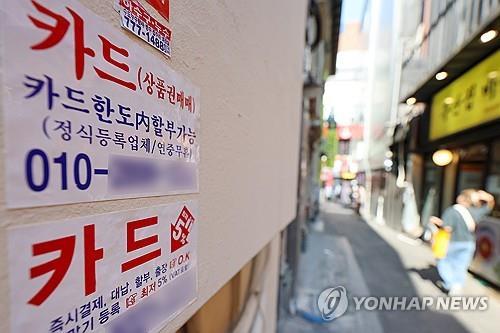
top-left (279, 201), bottom-right (500, 333)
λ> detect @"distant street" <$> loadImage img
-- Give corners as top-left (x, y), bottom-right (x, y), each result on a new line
top-left (280, 202), bottom-right (500, 333)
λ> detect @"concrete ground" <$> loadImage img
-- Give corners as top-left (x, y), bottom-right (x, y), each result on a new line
top-left (278, 201), bottom-right (500, 333)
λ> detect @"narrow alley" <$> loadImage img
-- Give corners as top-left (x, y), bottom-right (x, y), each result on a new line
top-left (280, 202), bottom-right (500, 333)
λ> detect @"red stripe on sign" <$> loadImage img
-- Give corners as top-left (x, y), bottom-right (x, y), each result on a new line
top-left (121, 249), bottom-right (162, 272)
top-left (146, 0), bottom-right (170, 21)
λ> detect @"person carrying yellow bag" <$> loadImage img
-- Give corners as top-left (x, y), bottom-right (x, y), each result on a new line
top-left (431, 190), bottom-right (495, 295)
top-left (432, 226), bottom-right (451, 259)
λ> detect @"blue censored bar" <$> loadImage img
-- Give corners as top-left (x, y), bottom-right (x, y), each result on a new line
top-left (108, 155), bottom-right (197, 195)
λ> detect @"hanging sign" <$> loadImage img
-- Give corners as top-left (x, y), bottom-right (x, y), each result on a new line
top-left (1, 0), bottom-right (200, 208)
top-left (7, 201), bottom-right (198, 333)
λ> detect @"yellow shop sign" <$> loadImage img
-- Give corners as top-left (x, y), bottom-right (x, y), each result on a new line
top-left (430, 50), bottom-right (500, 141)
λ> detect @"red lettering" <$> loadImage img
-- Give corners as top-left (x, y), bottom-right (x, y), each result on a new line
top-left (28, 235), bottom-right (76, 306)
top-left (121, 217), bottom-right (161, 272)
top-left (94, 35), bottom-right (136, 90)
top-left (29, 1), bottom-right (96, 80)
top-left (83, 224), bottom-right (104, 296)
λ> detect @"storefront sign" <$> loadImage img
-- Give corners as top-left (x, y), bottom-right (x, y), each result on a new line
top-left (1, 0), bottom-right (200, 208)
top-left (118, 0), bottom-right (172, 57)
top-left (7, 202), bottom-right (198, 333)
top-left (430, 50), bottom-right (500, 140)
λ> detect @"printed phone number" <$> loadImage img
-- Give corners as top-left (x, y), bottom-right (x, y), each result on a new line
top-left (24, 149), bottom-right (198, 195)
top-left (121, 9), bottom-right (171, 56)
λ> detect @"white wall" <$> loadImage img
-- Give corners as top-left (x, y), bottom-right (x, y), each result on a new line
top-left (0, 0), bottom-right (307, 332)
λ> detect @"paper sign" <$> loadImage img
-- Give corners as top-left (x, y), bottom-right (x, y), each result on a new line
top-left (7, 201), bottom-right (198, 333)
top-left (1, 0), bottom-right (199, 208)
top-left (118, 0), bottom-right (172, 57)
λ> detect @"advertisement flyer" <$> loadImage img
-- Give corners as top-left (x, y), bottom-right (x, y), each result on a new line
top-left (7, 202), bottom-right (198, 333)
top-left (1, 0), bottom-right (199, 208)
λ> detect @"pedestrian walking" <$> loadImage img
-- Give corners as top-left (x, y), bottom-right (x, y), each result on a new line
top-left (431, 189), bottom-right (495, 295)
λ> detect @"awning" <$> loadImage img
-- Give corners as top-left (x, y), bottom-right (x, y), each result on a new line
top-left (401, 15), bottom-right (500, 104)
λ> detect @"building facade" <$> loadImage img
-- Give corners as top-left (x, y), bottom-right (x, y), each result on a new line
top-left (388, 0), bottom-right (500, 285)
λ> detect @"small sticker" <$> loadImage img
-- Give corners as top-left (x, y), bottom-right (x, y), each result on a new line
top-left (118, 0), bottom-right (172, 57)
top-left (171, 206), bottom-right (195, 252)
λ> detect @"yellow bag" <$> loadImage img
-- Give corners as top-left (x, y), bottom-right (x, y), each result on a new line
top-left (432, 229), bottom-right (451, 259)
